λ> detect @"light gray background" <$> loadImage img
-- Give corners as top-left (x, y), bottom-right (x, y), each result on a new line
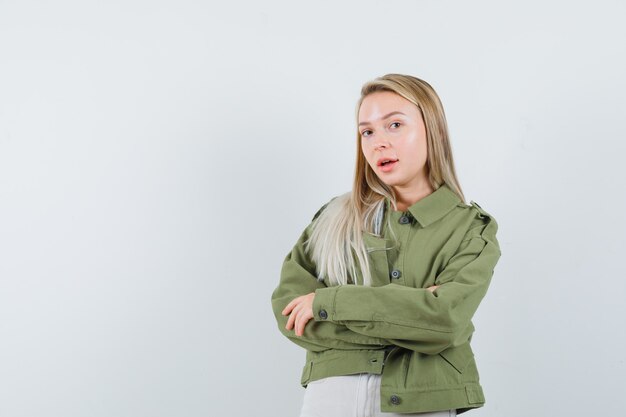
top-left (1, 1), bottom-right (625, 416)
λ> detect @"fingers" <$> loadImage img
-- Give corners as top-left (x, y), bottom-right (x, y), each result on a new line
top-left (283, 293), bottom-right (315, 336)
top-left (285, 302), bottom-right (303, 330)
top-left (426, 285), bottom-right (440, 293)
top-left (295, 309), bottom-right (312, 336)
top-left (283, 300), bottom-right (311, 336)
top-left (282, 296), bottom-right (303, 316)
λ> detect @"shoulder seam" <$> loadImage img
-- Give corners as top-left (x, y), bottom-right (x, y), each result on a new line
top-left (469, 200), bottom-right (493, 219)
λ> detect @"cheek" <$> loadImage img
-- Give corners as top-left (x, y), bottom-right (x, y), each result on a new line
top-left (361, 144), bottom-right (371, 163)
top-left (407, 135), bottom-right (427, 158)
top-left (419, 137), bottom-right (429, 158)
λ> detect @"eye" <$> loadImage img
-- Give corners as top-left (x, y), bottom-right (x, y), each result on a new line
top-left (390, 122), bottom-right (401, 129)
top-left (361, 129), bottom-right (373, 137)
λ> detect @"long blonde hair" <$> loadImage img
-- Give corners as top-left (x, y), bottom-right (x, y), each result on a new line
top-left (305, 74), bottom-right (466, 287)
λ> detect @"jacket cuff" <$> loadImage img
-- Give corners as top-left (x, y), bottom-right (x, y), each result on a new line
top-left (313, 287), bottom-right (339, 321)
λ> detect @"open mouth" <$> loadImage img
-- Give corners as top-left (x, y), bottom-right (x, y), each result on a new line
top-left (378, 157), bottom-right (399, 166)
top-left (378, 158), bottom-right (399, 172)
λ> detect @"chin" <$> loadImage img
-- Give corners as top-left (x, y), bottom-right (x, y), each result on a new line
top-left (379, 178), bottom-right (400, 187)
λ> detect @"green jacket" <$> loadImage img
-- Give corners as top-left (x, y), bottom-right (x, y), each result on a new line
top-left (270, 183), bottom-right (502, 414)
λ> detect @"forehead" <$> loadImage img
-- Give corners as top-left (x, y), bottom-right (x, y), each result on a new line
top-left (358, 91), bottom-right (416, 120)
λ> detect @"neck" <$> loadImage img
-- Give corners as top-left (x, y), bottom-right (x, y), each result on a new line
top-left (392, 182), bottom-right (435, 212)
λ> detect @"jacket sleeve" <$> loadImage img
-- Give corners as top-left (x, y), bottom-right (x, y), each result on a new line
top-left (311, 208), bottom-right (501, 355)
top-left (270, 202), bottom-right (392, 352)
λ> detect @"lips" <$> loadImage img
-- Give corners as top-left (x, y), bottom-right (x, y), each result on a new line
top-left (377, 158), bottom-right (399, 173)
top-left (377, 157), bottom-right (399, 166)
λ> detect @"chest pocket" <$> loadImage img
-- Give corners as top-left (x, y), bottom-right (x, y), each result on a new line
top-left (362, 232), bottom-right (390, 287)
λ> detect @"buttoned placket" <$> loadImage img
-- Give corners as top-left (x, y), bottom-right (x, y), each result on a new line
top-left (385, 203), bottom-right (414, 287)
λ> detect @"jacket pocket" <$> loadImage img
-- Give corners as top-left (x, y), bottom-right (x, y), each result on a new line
top-left (438, 342), bottom-right (474, 374)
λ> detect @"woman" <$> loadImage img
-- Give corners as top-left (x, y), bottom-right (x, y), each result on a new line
top-left (271, 74), bottom-right (501, 416)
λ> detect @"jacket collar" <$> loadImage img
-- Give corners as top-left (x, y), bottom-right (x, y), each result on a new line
top-left (385, 183), bottom-right (461, 228)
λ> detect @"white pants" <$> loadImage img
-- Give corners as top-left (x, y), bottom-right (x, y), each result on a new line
top-left (299, 373), bottom-right (457, 417)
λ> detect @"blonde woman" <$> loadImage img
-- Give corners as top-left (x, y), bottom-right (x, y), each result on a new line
top-left (271, 74), bottom-right (501, 416)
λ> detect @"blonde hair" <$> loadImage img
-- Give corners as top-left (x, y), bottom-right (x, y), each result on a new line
top-left (305, 74), bottom-right (466, 287)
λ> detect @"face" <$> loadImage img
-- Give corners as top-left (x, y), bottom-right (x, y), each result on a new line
top-left (358, 91), bottom-right (429, 192)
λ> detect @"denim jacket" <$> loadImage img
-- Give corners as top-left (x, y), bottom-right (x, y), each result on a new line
top-left (271, 183), bottom-right (502, 414)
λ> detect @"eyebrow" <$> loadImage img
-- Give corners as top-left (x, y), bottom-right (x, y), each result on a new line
top-left (358, 111), bottom-right (407, 126)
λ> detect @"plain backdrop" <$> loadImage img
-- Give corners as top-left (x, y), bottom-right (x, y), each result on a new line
top-left (1, 1), bottom-right (625, 416)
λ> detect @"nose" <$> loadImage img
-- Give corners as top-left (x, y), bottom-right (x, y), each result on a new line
top-left (372, 132), bottom-right (391, 150)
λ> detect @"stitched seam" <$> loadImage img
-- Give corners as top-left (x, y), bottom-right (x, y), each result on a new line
top-left (331, 287), bottom-right (338, 321)
top-left (369, 317), bottom-right (455, 333)
top-left (460, 236), bottom-right (484, 243)
top-left (380, 384), bottom-right (477, 393)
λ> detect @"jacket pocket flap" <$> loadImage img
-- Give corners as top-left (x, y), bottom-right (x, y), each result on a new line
top-left (438, 343), bottom-right (474, 374)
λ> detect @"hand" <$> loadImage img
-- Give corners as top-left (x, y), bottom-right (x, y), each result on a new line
top-left (282, 293), bottom-right (316, 337)
top-left (426, 285), bottom-right (439, 293)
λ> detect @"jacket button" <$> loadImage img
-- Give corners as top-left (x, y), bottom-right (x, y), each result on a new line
top-left (390, 395), bottom-right (401, 405)
top-left (399, 215), bottom-right (410, 224)
top-left (319, 309), bottom-right (328, 320)
top-left (390, 269), bottom-right (401, 279)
